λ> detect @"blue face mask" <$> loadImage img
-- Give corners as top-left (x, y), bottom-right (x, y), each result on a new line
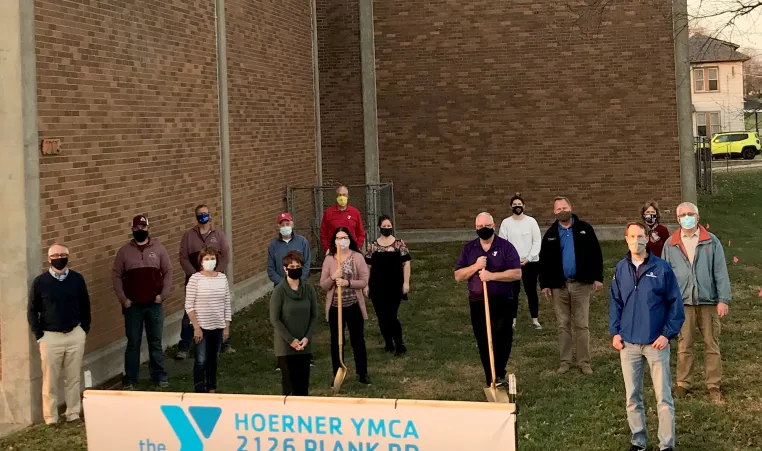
top-left (679, 215), bottom-right (697, 229)
top-left (197, 213), bottom-right (211, 224)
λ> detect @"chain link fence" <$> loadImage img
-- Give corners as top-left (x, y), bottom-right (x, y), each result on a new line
top-left (286, 182), bottom-right (395, 270)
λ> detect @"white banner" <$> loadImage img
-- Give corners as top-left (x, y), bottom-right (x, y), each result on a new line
top-left (83, 390), bottom-right (517, 451)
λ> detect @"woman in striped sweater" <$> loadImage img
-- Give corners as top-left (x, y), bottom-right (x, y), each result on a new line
top-left (185, 245), bottom-right (232, 393)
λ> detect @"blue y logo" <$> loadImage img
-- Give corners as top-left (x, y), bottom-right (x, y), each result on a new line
top-left (161, 405), bottom-right (222, 451)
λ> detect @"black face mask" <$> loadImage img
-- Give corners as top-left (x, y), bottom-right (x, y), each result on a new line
top-left (51, 258), bottom-right (68, 271)
top-left (512, 206), bottom-right (524, 216)
top-left (556, 211), bottom-right (572, 222)
top-left (644, 214), bottom-right (657, 226)
top-left (133, 229), bottom-right (149, 242)
top-left (476, 227), bottom-right (494, 240)
top-left (286, 267), bottom-right (303, 280)
top-left (380, 228), bottom-right (393, 237)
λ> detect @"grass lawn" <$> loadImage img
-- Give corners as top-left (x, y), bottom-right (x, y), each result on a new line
top-left (3, 170), bottom-right (762, 450)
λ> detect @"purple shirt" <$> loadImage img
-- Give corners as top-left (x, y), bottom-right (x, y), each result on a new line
top-left (456, 236), bottom-right (521, 301)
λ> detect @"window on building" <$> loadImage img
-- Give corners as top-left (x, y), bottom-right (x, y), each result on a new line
top-left (709, 112), bottom-right (721, 135)
top-left (694, 67), bottom-right (719, 92)
top-left (695, 111), bottom-right (722, 137)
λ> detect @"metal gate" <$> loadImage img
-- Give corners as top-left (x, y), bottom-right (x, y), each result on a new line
top-left (286, 182), bottom-right (395, 268)
top-left (694, 137), bottom-right (713, 194)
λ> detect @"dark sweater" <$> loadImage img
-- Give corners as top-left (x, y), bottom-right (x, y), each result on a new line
top-left (28, 271), bottom-right (92, 341)
top-left (539, 214), bottom-right (604, 289)
top-left (269, 281), bottom-right (318, 356)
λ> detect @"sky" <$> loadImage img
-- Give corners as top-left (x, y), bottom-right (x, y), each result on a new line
top-left (688, 0), bottom-right (762, 53)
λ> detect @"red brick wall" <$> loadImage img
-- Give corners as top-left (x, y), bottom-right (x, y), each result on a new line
top-left (319, 0), bottom-right (682, 228)
top-left (35, 0), bottom-right (218, 354)
top-left (317, 0), bottom-right (365, 187)
top-left (226, 0), bottom-right (317, 282)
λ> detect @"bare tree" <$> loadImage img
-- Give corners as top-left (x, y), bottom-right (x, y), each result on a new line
top-left (742, 49), bottom-right (762, 98)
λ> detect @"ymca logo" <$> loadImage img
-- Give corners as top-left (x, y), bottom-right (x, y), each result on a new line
top-left (161, 405), bottom-right (222, 451)
top-left (148, 252), bottom-right (158, 259)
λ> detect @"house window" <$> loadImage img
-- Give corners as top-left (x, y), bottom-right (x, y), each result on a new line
top-left (694, 67), bottom-right (719, 92)
top-left (695, 112), bottom-right (721, 137)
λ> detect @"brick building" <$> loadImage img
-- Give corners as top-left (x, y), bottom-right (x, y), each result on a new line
top-left (1, 0), bottom-right (686, 425)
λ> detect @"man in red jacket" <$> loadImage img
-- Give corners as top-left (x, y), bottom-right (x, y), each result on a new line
top-left (320, 185), bottom-right (366, 253)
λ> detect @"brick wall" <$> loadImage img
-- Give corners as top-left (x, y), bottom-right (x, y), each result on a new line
top-left (320, 0), bottom-right (682, 229)
top-left (35, 0), bottom-right (222, 353)
top-left (317, 0), bottom-right (365, 187)
top-left (226, 0), bottom-right (317, 282)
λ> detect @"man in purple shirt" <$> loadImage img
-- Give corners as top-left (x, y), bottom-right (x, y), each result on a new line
top-left (455, 212), bottom-right (522, 388)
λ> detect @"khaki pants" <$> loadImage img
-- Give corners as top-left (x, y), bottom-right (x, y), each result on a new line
top-left (677, 305), bottom-right (722, 390)
top-left (38, 326), bottom-right (86, 423)
top-left (552, 281), bottom-right (592, 367)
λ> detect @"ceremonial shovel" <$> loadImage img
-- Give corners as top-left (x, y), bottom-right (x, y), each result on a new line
top-left (482, 280), bottom-right (510, 403)
top-left (332, 245), bottom-right (348, 393)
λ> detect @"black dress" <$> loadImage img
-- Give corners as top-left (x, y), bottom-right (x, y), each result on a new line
top-left (366, 239), bottom-right (411, 352)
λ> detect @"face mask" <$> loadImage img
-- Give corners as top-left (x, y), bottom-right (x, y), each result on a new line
top-left (202, 259), bottom-right (217, 271)
top-left (280, 226), bottom-right (293, 236)
top-left (133, 229), bottom-right (149, 242)
top-left (50, 258), bottom-right (68, 271)
top-left (286, 267), bottom-right (303, 280)
top-left (197, 213), bottom-right (210, 224)
top-left (628, 237), bottom-right (647, 254)
top-left (644, 214), bottom-right (657, 226)
top-left (512, 206), bottom-right (524, 216)
top-left (380, 228), bottom-right (393, 237)
top-left (556, 211), bottom-right (572, 222)
top-left (476, 227), bottom-right (494, 240)
top-left (337, 238), bottom-right (350, 250)
top-left (336, 196), bottom-right (348, 208)
top-left (679, 215), bottom-right (697, 230)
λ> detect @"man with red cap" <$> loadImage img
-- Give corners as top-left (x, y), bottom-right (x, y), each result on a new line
top-left (113, 215), bottom-right (173, 389)
top-left (268, 212), bottom-right (311, 286)
top-left (320, 185), bottom-right (366, 253)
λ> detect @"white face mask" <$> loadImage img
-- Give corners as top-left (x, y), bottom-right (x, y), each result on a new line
top-left (280, 226), bottom-right (293, 236)
top-left (337, 238), bottom-right (350, 250)
top-left (202, 259), bottom-right (217, 271)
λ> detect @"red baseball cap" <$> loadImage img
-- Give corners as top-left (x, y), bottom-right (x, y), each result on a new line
top-left (278, 212), bottom-right (293, 223)
top-left (132, 215), bottom-right (149, 227)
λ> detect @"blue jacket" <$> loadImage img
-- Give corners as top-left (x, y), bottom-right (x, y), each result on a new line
top-left (609, 252), bottom-right (685, 345)
top-left (267, 234), bottom-right (311, 285)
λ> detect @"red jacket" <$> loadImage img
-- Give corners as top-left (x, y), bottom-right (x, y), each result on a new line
top-left (646, 224), bottom-right (670, 258)
top-left (320, 204), bottom-right (366, 251)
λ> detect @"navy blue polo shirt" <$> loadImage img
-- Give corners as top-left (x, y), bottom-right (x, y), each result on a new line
top-left (456, 236), bottom-right (521, 302)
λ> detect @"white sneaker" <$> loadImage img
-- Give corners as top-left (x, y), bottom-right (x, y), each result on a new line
top-left (533, 321), bottom-right (542, 330)
top-left (512, 319), bottom-right (517, 329)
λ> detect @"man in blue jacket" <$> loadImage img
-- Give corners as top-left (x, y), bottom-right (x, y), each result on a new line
top-left (267, 212), bottom-right (311, 286)
top-left (610, 222), bottom-right (684, 451)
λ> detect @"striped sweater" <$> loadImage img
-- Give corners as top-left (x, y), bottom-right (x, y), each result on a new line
top-left (185, 272), bottom-right (232, 330)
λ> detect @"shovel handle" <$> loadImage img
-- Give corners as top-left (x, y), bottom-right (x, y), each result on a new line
top-left (483, 280), bottom-right (498, 388)
top-left (336, 246), bottom-right (345, 366)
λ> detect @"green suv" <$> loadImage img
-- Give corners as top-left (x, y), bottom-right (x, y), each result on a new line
top-left (711, 132), bottom-right (761, 160)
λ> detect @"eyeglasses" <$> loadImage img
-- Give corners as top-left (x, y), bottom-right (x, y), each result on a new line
top-left (49, 253), bottom-right (68, 259)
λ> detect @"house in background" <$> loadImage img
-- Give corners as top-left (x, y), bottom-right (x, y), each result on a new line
top-left (746, 97), bottom-right (762, 134)
top-left (690, 34), bottom-right (750, 136)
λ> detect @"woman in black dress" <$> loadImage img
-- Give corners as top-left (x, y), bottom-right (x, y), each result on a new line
top-left (365, 215), bottom-right (411, 356)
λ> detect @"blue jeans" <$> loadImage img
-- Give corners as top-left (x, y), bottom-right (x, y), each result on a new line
top-left (620, 342), bottom-right (675, 450)
top-left (194, 328), bottom-right (223, 392)
top-left (123, 303), bottom-right (167, 385)
top-left (179, 311), bottom-right (231, 352)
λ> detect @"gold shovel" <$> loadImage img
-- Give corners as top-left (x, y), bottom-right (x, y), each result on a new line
top-left (482, 280), bottom-right (510, 403)
top-left (332, 246), bottom-right (348, 393)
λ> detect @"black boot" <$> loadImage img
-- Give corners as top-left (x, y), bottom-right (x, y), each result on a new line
top-left (395, 343), bottom-right (407, 356)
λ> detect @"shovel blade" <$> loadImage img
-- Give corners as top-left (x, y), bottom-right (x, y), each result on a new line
top-left (483, 385), bottom-right (510, 403)
top-left (332, 367), bottom-right (347, 394)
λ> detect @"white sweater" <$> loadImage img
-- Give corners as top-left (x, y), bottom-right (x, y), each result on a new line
top-left (185, 272), bottom-right (232, 330)
top-left (498, 215), bottom-right (542, 262)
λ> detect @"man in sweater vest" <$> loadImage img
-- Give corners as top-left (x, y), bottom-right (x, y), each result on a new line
top-left (113, 215), bottom-right (172, 389)
top-left (28, 244), bottom-right (91, 424)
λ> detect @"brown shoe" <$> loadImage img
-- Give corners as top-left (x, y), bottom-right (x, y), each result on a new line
top-left (580, 365), bottom-right (594, 375)
top-left (708, 388), bottom-right (725, 405)
top-left (673, 386), bottom-right (690, 398)
top-left (557, 364), bottom-right (571, 374)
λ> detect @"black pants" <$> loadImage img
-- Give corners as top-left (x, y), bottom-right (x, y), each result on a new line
top-left (470, 295), bottom-right (516, 386)
top-left (278, 354), bottom-right (312, 396)
top-left (370, 295), bottom-right (403, 348)
top-left (512, 261), bottom-right (540, 319)
top-left (329, 303), bottom-right (368, 377)
top-left (193, 328), bottom-right (223, 392)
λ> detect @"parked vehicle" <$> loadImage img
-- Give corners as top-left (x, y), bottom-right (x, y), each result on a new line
top-left (710, 132), bottom-right (761, 160)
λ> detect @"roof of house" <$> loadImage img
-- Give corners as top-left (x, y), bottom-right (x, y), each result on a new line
top-left (689, 34), bottom-right (750, 64)
top-left (745, 97), bottom-right (762, 112)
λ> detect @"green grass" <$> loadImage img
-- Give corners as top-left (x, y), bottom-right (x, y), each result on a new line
top-left (3, 170), bottom-right (762, 450)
